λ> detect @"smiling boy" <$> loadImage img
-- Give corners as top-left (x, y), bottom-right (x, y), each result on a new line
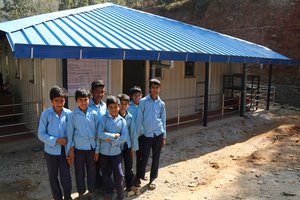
top-left (67, 88), bottom-right (99, 200)
top-left (98, 95), bottom-right (128, 200)
top-left (38, 86), bottom-right (72, 200)
top-left (135, 79), bottom-right (166, 190)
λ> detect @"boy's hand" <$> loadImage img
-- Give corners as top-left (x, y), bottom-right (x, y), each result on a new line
top-left (94, 153), bottom-right (99, 161)
top-left (115, 133), bottom-right (120, 138)
top-left (105, 138), bottom-right (112, 142)
top-left (130, 150), bottom-right (135, 158)
top-left (162, 138), bottom-right (166, 147)
top-left (57, 137), bottom-right (67, 146)
top-left (67, 147), bottom-right (75, 166)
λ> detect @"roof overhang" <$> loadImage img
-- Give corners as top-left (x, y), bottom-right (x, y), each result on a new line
top-left (12, 43), bottom-right (297, 65)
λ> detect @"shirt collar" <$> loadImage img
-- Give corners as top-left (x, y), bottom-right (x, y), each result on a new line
top-left (146, 94), bottom-right (161, 102)
top-left (89, 98), bottom-right (105, 107)
top-left (106, 111), bottom-right (121, 120)
top-left (129, 101), bottom-right (139, 107)
top-left (50, 107), bottom-right (67, 116)
top-left (74, 106), bottom-right (91, 115)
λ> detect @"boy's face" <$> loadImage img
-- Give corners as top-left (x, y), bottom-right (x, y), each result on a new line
top-left (119, 100), bottom-right (129, 113)
top-left (108, 103), bottom-right (120, 118)
top-left (91, 86), bottom-right (105, 102)
top-left (131, 92), bottom-right (142, 105)
top-left (51, 97), bottom-right (65, 113)
top-left (150, 84), bottom-right (160, 98)
top-left (76, 97), bottom-right (89, 112)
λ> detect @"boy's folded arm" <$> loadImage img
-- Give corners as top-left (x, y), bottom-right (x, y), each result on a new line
top-left (110, 137), bottom-right (125, 147)
top-left (37, 117), bottom-right (57, 147)
top-left (111, 124), bottom-right (128, 147)
top-left (98, 130), bottom-right (117, 141)
top-left (97, 119), bottom-right (117, 141)
top-left (40, 133), bottom-right (58, 146)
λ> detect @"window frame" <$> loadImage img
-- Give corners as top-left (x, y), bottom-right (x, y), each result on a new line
top-left (184, 61), bottom-right (195, 78)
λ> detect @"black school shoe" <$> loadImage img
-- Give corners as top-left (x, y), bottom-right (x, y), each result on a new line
top-left (133, 177), bottom-right (141, 187)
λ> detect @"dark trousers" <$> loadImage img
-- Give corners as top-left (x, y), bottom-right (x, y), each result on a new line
top-left (137, 134), bottom-right (163, 182)
top-left (74, 149), bottom-right (96, 195)
top-left (135, 136), bottom-right (143, 179)
top-left (122, 143), bottom-right (134, 190)
top-left (95, 159), bottom-right (103, 189)
top-left (44, 147), bottom-right (72, 200)
top-left (100, 153), bottom-right (124, 200)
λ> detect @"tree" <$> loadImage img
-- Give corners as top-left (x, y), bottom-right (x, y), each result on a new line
top-left (1, 0), bottom-right (58, 21)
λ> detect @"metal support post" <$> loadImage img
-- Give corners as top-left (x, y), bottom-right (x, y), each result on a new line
top-left (203, 62), bottom-right (209, 126)
top-left (240, 63), bottom-right (247, 116)
top-left (266, 64), bottom-right (273, 110)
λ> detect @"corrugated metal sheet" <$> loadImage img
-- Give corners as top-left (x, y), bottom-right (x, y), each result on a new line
top-left (0, 3), bottom-right (296, 64)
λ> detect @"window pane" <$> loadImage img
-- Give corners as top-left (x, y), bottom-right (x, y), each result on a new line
top-left (185, 61), bottom-right (195, 77)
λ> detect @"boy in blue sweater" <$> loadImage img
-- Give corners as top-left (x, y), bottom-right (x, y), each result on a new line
top-left (67, 88), bottom-right (99, 200)
top-left (117, 94), bottom-right (139, 196)
top-left (135, 79), bottom-right (166, 190)
top-left (38, 86), bottom-right (72, 200)
top-left (98, 95), bottom-right (128, 200)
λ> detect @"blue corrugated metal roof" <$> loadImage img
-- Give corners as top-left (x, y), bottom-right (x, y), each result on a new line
top-left (0, 3), bottom-right (296, 64)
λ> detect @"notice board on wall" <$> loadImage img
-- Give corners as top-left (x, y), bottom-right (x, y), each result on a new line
top-left (67, 59), bottom-right (108, 96)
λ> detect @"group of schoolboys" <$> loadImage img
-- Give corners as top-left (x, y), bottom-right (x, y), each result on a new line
top-left (38, 78), bottom-right (166, 200)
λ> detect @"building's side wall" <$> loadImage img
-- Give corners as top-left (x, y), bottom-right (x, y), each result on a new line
top-left (109, 59), bottom-right (123, 96)
top-left (0, 40), bottom-right (63, 130)
top-left (42, 59), bottom-right (63, 109)
top-left (157, 61), bottom-right (197, 119)
top-left (208, 62), bottom-right (241, 110)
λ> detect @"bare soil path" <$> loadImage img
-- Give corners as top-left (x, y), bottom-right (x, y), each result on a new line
top-left (0, 107), bottom-right (299, 200)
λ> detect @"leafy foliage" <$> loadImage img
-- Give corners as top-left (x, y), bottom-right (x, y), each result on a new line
top-left (0, 0), bottom-right (58, 21)
top-left (0, 0), bottom-right (193, 21)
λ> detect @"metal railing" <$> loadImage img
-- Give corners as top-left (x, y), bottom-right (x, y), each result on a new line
top-left (0, 100), bottom-right (42, 138)
top-left (164, 93), bottom-right (242, 128)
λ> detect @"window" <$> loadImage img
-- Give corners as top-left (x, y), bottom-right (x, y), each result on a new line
top-left (150, 61), bottom-right (163, 78)
top-left (185, 61), bottom-right (195, 77)
top-left (29, 59), bottom-right (35, 83)
top-left (154, 67), bottom-right (163, 78)
top-left (14, 59), bottom-right (21, 79)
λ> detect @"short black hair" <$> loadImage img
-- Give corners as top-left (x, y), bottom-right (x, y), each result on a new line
top-left (75, 88), bottom-right (91, 101)
top-left (50, 86), bottom-right (67, 100)
top-left (129, 86), bottom-right (142, 96)
top-left (91, 80), bottom-right (105, 90)
top-left (106, 95), bottom-right (120, 107)
top-left (117, 94), bottom-right (130, 103)
top-left (149, 78), bottom-right (161, 87)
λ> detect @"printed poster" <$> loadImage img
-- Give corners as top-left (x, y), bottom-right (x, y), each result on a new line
top-left (67, 59), bottom-right (108, 95)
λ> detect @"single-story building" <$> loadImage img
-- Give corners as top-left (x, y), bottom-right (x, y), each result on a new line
top-left (0, 3), bottom-right (297, 137)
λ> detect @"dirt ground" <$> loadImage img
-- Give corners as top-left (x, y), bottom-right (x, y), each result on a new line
top-left (0, 106), bottom-right (300, 200)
